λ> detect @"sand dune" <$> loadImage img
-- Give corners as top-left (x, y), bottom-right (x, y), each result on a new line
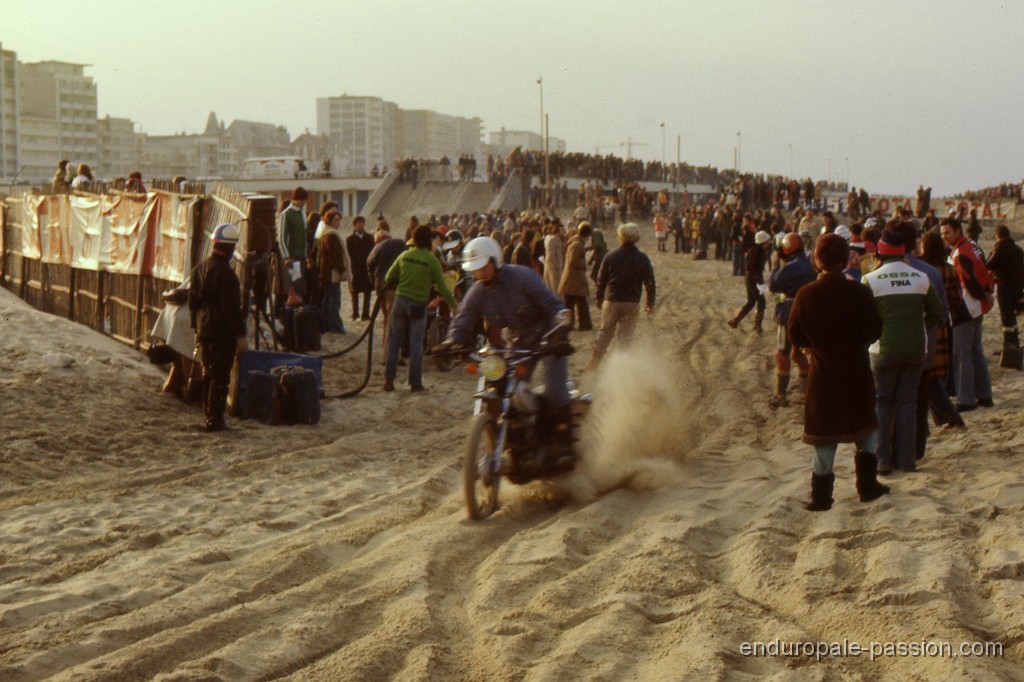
top-left (1, 245), bottom-right (1022, 680)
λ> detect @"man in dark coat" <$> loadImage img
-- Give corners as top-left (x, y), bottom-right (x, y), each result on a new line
top-left (788, 234), bottom-right (888, 511)
top-left (346, 216), bottom-right (375, 320)
top-left (188, 223), bottom-right (248, 432)
top-left (986, 224), bottom-right (1024, 349)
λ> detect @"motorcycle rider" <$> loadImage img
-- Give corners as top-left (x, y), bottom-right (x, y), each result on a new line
top-left (439, 236), bottom-right (575, 465)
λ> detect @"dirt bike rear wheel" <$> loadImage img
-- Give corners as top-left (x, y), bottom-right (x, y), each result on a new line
top-left (464, 413), bottom-right (501, 520)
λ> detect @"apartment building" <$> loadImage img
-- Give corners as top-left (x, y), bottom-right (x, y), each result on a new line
top-left (18, 60), bottom-right (98, 182)
top-left (98, 115), bottom-right (138, 179)
top-left (0, 43), bottom-right (18, 180)
top-left (398, 109), bottom-right (482, 161)
top-left (316, 95), bottom-right (398, 176)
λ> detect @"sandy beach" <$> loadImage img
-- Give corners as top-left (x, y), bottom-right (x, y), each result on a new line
top-left (1, 242), bottom-right (1023, 681)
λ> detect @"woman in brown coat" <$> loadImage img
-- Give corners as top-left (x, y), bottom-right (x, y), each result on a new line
top-left (559, 223), bottom-right (592, 330)
top-left (788, 234), bottom-right (888, 511)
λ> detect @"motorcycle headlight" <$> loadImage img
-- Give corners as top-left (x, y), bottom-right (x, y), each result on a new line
top-left (480, 355), bottom-right (506, 381)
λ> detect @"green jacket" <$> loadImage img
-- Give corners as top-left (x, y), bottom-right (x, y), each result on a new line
top-left (384, 247), bottom-right (457, 307)
top-left (279, 205), bottom-right (306, 259)
top-left (862, 259), bottom-right (943, 356)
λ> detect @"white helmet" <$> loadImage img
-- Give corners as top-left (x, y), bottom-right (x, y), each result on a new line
top-left (461, 236), bottom-right (503, 271)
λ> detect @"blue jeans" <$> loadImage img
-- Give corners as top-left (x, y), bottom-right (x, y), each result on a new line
top-left (320, 282), bottom-right (346, 334)
top-left (951, 317), bottom-right (992, 407)
top-left (871, 353), bottom-right (924, 471)
top-left (813, 430), bottom-right (879, 475)
top-left (386, 295), bottom-right (426, 387)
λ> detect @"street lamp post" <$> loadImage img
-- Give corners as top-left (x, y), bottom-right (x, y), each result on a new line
top-left (845, 156), bottom-right (850, 188)
top-left (789, 142), bottom-right (793, 178)
top-left (537, 76), bottom-right (545, 205)
top-left (736, 130), bottom-right (741, 174)
top-left (660, 122), bottom-right (666, 179)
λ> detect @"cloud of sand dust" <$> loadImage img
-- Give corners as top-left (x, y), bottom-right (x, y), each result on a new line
top-left (564, 339), bottom-right (700, 500)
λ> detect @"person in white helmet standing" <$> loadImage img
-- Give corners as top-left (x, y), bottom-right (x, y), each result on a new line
top-left (188, 223), bottom-right (248, 432)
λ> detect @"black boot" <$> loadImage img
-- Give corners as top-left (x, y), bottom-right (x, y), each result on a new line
top-left (854, 451), bottom-right (891, 502)
top-left (727, 308), bottom-right (748, 329)
top-left (805, 472), bottom-right (835, 511)
top-left (753, 309), bottom-right (764, 334)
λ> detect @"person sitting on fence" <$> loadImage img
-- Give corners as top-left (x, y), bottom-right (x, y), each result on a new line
top-left (52, 160), bottom-right (71, 193)
top-left (126, 171), bottom-right (146, 193)
top-left (71, 163), bottom-right (94, 190)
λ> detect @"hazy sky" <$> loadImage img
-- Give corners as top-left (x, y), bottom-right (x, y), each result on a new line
top-left (4, 0), bottom-right (1022, 196)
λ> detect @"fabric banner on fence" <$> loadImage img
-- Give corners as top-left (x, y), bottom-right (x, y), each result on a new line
top-left (150, 193), bottom-right (197, 283)
top-left (69, 195), bottom-right (104, 271)
top-left (40, 195), bottom-right (72, 265)
top-left (20, 195), bottom-right (43, 259)
top-left (104, 193), bottom-right (154, 275)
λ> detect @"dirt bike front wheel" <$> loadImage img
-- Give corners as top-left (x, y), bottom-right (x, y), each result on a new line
top-left (464, 413), bottom-right (501, 520)
top-left (428, 318), bottom-right (453, 372)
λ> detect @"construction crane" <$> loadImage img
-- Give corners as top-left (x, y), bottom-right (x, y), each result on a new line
top-left (594, 137), bottom-right (650, 159)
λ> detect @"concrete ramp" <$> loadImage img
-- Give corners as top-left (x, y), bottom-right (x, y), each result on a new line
top-left (367, 178), bottom-right (504, 223)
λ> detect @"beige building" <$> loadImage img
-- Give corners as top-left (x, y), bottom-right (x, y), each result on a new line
top-left (98, 115), bottom-right (138, 179)
top-left (397, 109), bottom-right (482, 162)
top-left (18, 60), bottom-right (98, 183)
top-left (316, 95), bottom-right (398, 176)
top-left (0, 43), bottom-right (18, 181)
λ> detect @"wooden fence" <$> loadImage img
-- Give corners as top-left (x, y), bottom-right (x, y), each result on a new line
top-left (0, 182), bottom-right (279, 350)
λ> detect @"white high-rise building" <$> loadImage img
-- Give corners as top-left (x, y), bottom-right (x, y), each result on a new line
top-left (317, 95), bottom-right (398, 176)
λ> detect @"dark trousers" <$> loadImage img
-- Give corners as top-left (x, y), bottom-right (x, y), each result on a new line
top-left (997, 286), bottom-right (1021, 329)
top-left (351, 288), bottom-right (372, 320)
top-left (563, 295), bottom-right (592, 331)
top-left (200, 338), bottom-right (237, 426)
top-left (740, 277), bottom-right (766, 314)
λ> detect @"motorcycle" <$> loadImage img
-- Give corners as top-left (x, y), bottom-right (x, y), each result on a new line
top-left (437, 325), bottom-right (593, 520)
top-left (425, 268), bottom-right (471, 372)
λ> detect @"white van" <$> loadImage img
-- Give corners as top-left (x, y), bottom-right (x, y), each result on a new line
top-left (241, 157), bottom-right (306, 180)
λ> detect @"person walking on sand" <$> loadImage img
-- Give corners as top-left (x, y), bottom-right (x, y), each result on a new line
top-left (727, 226), bottom-right (770, 333)
top-left (383, 225), bottom-right (457, 392)
top-left (188, 224), bottom-right (248, 432)
top-left (587, 223), bottom-right (656, 370)
top-left (788, 233), bottom-right (889, 511)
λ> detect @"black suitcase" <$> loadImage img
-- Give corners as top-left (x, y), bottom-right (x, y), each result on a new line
top-left (293, 305), bottom-right (321, 352)
top-left (246, 370), bottom-right (280, 424)
top-left (274, 366), bottom-right (321, 425)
